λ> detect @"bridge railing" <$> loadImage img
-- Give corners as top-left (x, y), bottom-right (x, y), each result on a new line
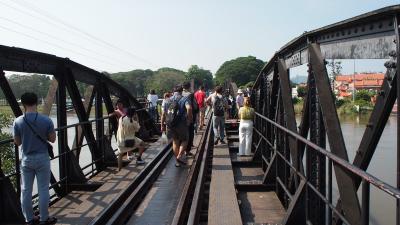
top-left (254, 112), bottom-right (400, 225)
top-left (250, 5), bottom-right (400, 225)
top-left (0, 115), bottom-right (118, 204)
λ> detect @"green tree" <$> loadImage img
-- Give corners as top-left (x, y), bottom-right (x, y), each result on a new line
top-left (297, 86), bottom-right (307, 98)
top-left (355, 89), bottom-right (375, 102)
top-left (214, 56), bottom-right (264, 87)
top-left (185, 65), bottom-right (214, 90)
top-left (0, 112), bottom-right (16, 187)
top-left (145, 70), bottom-right (186, 95)
top-left (0, 74), bottom-right (51, 100)
top-left (111, 69), bottom-right (154, 97)
top-left (327, 59), bottom-right (342, 79)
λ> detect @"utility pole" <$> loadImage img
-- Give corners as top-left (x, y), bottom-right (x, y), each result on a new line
top-left (353, 59), bottom-right (356, 102)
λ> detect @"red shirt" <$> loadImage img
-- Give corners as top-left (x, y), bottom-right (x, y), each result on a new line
top-left (194, 90), bottom-right (206, 108)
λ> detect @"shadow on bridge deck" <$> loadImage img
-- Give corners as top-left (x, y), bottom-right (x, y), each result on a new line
top-left (48, 140), bottom-right (163, 225)
top-left (208, 119), bottom-right (285, 225)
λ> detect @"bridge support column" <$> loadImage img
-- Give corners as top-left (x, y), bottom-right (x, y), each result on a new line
top-left (395, 14), bottom-right (400, 225)
top-left (95, 81), bottom-right (117, 164)
top-left (306, 62), bottom-right (326, 225)
top-left (56, 71), bottom-right (87, 194)
top-left (309, 43), bottom-right (361, 225)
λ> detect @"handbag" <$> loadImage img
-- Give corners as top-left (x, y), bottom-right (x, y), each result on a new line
top-left (23, 114), bottom-right (55, 159)
top-left (124, 139), bottom-right (136, 148)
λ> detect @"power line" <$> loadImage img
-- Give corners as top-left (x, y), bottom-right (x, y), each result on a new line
top-left (11, 0), bottom-right (159, 68)
top-left (0, 16), bottom-right (135, 69)
top-left (0, 24), bottom-right (117, 71)
top-left (0, 0), bottom-right (140, 70)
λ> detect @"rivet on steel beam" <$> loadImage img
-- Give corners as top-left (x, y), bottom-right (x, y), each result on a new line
top-left (389, 50), bottom-right (397, 58)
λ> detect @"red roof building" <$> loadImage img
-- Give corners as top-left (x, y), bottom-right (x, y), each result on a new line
top-left (334, 73), bottom-right (384, 97)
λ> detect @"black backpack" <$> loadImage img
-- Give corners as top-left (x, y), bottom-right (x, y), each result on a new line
top-left (165, 96), bottom-right (184, 128)
top-left (190, 93), bottom-right (199, 115)
top-left (213, 95), bottom-right (225, 116)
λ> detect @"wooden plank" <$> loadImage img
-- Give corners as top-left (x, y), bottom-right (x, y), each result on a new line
top-left (208, 145), bottom-right (242, 225)
top-left (238, 191), bottom-right (285, 224)
top-left (48, 141), bottom-right (162, 225)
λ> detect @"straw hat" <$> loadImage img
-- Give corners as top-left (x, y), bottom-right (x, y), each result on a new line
top-left (237, 89), bottom-right (243, 94)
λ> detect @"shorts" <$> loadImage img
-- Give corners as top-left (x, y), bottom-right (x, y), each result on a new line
top-left (167, 121), bottom-right (189, 142)
top-left (118, 137), bottom-right (144, 154)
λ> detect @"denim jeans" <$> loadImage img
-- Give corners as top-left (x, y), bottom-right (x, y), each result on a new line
top-left (20, 153), bottom-right (51, 222)
top-left (212, 115), bottom-right (225, 141)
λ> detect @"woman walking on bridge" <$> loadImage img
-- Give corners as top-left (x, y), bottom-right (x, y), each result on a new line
top-left (238, 97), bottom-right (254, 156)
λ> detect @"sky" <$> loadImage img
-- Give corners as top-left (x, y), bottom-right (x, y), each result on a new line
top-left (0, 0), bottom-right (398, 75)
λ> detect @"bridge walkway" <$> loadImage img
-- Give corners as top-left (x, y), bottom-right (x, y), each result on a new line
top-left (48, 140), bottom-right (163, 225)
top-left (125, 128), bottom-right (206, 225)
top-left (208, 120), bottom-right (285, 225)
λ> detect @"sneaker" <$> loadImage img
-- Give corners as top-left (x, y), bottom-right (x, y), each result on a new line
top-left (127, 155), bottom-right (134, 160)
top-left (136, 158), bottom-right (145, 164)
top-left (214, 138), bottom-right (219, 145)
top-left (220, 139), bottom-right (226, 144)
top-left (186, 152), bottom-right (194, 157)
top-left (175, 162), bottom-right (181, 167)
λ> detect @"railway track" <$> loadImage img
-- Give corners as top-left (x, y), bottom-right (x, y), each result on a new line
top-left (88, 113), bottom-right (214, 225)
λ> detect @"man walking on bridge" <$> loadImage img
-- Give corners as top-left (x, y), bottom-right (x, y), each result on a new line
top-left (13, 92), bottom-right (57, 225)
top-left (206, 86), bottom-right (228, 145)
top-left (161, 85), bottom-right (193, 167)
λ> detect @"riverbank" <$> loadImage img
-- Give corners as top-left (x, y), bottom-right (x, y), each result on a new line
top-left (294, 99), bottom-right (375, 116)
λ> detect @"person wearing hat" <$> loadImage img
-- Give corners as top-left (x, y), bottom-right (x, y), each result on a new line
top-left (236, 89), bottom-right (244, 112)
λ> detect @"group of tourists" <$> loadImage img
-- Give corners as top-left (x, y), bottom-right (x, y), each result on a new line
top-left (160, 82), bottom-right (206, 167)
top-left (12, 85), bottom-right (255, 224)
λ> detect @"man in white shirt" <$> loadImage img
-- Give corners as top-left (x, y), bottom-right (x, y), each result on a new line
top-left (236, 89), bottom-right (244, 115)
top-left (147, 89), bottom-right (158, 121)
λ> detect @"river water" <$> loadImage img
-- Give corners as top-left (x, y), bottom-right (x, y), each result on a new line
top-left (342, 114), bottom-right (397, 225)
top-left (302, 114), bottom-right (398, 225)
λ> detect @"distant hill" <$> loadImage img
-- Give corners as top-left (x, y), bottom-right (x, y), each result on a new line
top-left (291, 75), bottom-right (307, 84)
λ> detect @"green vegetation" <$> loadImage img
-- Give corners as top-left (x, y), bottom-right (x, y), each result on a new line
top-left (293, 89), bottom-right (376, 115)
top-left (145, 68), bottom-right (186, 94)
top-left (0, 112), bottom-right (16, 186)
top-left (111, 69), bottom-right (154, 96)
top-left (214, 56), bottom-right (264, 87)
top-left (297, 86), bottom-right (307, 98)
top-left (0, 74), bottom-right (51, 100)
top-left (186, 65), bottom-right (213, 89)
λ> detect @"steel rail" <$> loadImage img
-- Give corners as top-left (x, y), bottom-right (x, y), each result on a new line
top-left (88, 141), bottom-right (172, 225)
top-left (172, 111), bottom-right (213, 225)
top-left (254, 112), bottom-right (400, 199)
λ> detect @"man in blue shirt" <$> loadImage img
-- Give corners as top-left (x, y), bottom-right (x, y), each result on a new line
top-left (13, 92), bottom-right (57, 225)
top-left (160, 85), bottom-right (192, 167)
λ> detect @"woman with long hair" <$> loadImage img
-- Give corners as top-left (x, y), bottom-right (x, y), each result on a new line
top-left (117, 107), bottom-right (146, 170)
top-left (238, 97), bottom-right (255, 156)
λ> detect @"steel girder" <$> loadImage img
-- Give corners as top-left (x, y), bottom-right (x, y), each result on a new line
top-left (0, 44), bottom-right (158, 223)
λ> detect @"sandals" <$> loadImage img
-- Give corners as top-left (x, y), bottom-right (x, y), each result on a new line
top-left (39, 217), bottom-right (57, 225)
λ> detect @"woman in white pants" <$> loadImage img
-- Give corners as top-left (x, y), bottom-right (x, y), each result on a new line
top-left (238, 97), bottom-right (254, 156)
